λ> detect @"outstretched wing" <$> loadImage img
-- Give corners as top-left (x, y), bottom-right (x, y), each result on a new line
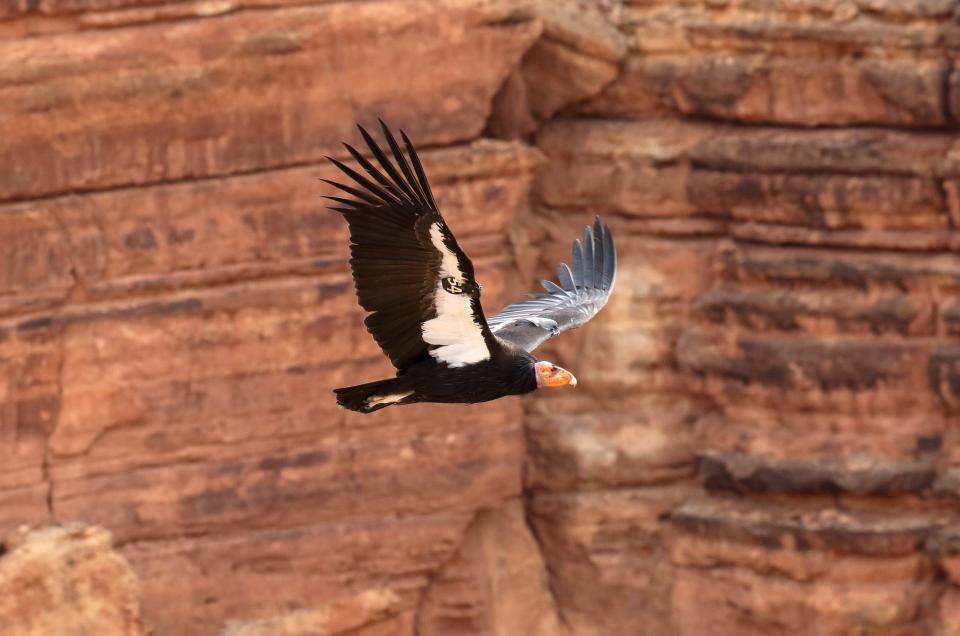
top-left (489, 217), bottom-right (616, 352)
top-left (326, 121), bottom-right (497, 370)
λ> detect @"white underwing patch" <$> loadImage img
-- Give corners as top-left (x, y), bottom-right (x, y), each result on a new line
top-left (421, 223), bottom-right (490, 367)
top-left (432, 222), bottom-right (461, 278)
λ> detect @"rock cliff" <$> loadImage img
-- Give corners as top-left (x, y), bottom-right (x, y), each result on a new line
top-left (1, 0), bottom-right (959, 634)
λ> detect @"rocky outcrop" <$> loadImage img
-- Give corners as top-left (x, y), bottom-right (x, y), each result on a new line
top-left (486, 0), bottom-right (626, 139)
top-left (1, 0), bottom-right (959, 634)
top-left (219, 589), bottom-right (403, 636)
top-left (417, 502), bottom-right (563, 636)
top-left (0, 524), bottom-right (144, 636)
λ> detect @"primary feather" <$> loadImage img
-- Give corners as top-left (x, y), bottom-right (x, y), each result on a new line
top-left (325, 122), bottom-right (494, 370)
top-left (488, 216), bottom-right (617, 352)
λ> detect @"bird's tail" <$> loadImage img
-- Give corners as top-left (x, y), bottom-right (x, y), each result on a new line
top-left (334, 378), bottom-right (412, 414)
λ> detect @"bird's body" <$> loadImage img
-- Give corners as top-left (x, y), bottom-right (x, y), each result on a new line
top-left (327, 121), bottom-right (616, 413)
top-left (335, 343), bottom-right (537, 411)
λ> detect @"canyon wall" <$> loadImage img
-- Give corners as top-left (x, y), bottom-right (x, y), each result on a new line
top-left (1, 0), bottom-right (959, 634)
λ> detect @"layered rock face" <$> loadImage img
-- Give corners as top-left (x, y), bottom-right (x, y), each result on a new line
top-left (1, 0), bottom-right (959, 634)
top-left (521, 3), bottom-right (960, 635)
top-left (0, 524), bottom-right (145, 636)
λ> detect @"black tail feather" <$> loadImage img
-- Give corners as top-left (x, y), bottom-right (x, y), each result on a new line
top-left (334, 378), bottom-right (407, 414)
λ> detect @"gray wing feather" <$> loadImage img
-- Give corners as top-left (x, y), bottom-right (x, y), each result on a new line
top-left (592, 223), bottom-right (603, 288)
top-left (582, 227), bottom-right (593, 288)
top-left (572, 239), bottom-right (584, 287)
top-left (541, 279), bottom-right (566, 295)
top-left (558, 262), bottom-right (575, 290)
top-left (488, 216), bottom-right (617, 352)
top-left (602, 223), bottom-right (615, 286)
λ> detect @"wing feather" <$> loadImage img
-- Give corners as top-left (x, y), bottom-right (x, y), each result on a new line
top-left (541, 280), bottom-right (566, 295)
top-left (358, 124), bottom-right (419, 204)
top-left (328, 123), bottom-right (497, 370)
top-left (592, 217), bottom-right (604, 289)
top-left (558, 262), bottom-right (575, 290)
top-left (572, 238), bottom-right (585, 288)
top-left (402, 129), bottom-right (439, 212)
top-left (582, 226), bottom-right (594, 288)
top-left (343, 142), bottom-right (408, 204)
top-left (320, 179), bottom-right (382, 208)
top-left (379, 121), bottom-right (429, 208)
top-left (489, 216), bottom-right (617, 352)
top-left (325, 156), bottom-right (404, 208)
top-left (602, 222), bottom-right (616, 289)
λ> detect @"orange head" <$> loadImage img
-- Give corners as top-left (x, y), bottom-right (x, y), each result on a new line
top-left (534, 361), bottom-right (578, 388)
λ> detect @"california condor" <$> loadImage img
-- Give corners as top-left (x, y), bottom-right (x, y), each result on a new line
top-left (327, 122), bottom-right (616, 413)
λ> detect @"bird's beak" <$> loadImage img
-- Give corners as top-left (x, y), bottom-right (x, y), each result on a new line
top-left (536, 362), bottom-right (578, 388)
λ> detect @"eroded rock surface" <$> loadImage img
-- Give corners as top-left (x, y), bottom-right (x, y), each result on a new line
top-left (0, 524), bottom-right (145, 636)
top-left (219, 589), bottom-right (404, 636)
top-left (1, 0), bottom-right (959, 634)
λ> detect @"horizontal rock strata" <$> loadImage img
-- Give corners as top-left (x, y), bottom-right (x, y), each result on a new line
top-left (2, 0), bottom-right (960, 633)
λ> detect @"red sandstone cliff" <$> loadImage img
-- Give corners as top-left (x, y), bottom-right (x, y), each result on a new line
top-left (1, 0), bottom-right (959, 634)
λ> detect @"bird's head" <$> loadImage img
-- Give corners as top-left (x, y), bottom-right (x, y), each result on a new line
top-left (534, 361), bottom-right (577, 389)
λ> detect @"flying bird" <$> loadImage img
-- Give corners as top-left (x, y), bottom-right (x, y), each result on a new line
top-left (326, 122), bottom-right (616, 413)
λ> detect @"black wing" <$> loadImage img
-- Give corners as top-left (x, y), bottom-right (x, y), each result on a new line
top-left (489, 217), bottom-right (616, 352)
top-left (326, 121), bottom-right (497, 370)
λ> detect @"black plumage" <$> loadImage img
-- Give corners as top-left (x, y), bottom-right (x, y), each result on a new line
top-left (335, 342), bottom-right (538, 413)
top-left (328, 121), bottom-right (616, 413)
